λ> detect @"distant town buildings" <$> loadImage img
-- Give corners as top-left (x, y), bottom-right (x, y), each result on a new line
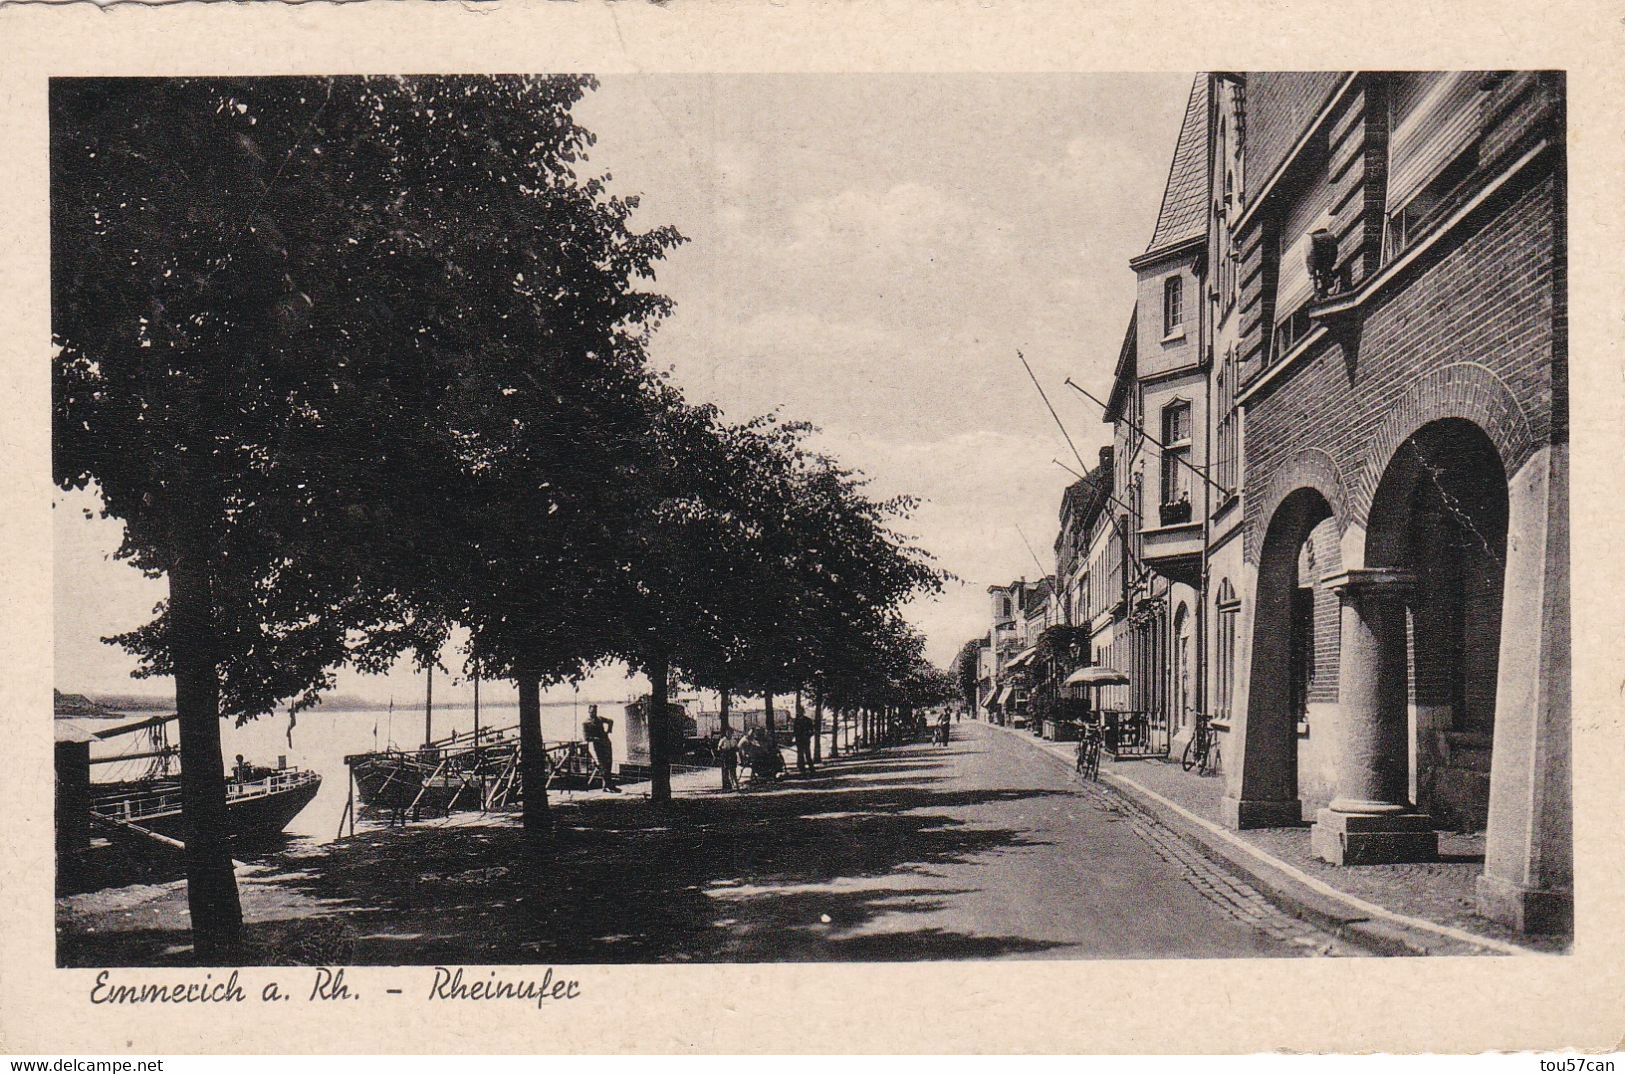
top-left (975, 71), bottom-right (1567, 934)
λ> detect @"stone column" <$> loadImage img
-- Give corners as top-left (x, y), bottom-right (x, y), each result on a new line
top-left (1477, 443), bottom-right (1571, 933)
top-left (1311, 567), bottom-right (1439, 864)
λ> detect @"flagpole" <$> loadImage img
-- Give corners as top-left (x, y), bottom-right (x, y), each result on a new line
top-left (1064, 377), bottom-right (1225, 495)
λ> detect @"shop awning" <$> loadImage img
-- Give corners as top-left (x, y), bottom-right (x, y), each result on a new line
top-left (1005, 646), bottom-right (1039, 670)
top-left (1064, 666), bottom-right (1130, 687)
top-left (992, 684), bottom-right (1015, 708)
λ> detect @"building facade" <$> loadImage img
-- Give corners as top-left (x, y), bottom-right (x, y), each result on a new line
top-left (984, 577), bottom-right (1056, 723)
top-left (1221, 71), bottom-right (1568, 932)
top-left (1006, 70), bottom-right (1568, 934)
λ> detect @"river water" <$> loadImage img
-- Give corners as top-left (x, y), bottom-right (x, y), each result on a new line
top-left (95, 700), bottom-right (628, 845)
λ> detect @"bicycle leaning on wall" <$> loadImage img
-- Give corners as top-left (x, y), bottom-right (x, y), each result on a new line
top-left (1074, 716), bottom-right (1103, 781)
top-left (1181, 711), bottom-right (1222, 776)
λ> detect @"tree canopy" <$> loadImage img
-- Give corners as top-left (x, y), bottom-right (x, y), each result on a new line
top-left (52, 73), bottom-right (954, 954)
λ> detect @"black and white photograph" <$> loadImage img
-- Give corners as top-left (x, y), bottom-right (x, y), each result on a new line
top-left (44, 66), bottom-right (1572, 974)
top-left (8, 0), bottom-right (1623, 1052)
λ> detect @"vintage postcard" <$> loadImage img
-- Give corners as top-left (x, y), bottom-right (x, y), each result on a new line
top-left (2, 0), bottom-right (1622, 1056)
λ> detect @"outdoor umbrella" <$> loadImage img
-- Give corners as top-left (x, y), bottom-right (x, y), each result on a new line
top-left (1063, 666), bottom-right (1130, 687)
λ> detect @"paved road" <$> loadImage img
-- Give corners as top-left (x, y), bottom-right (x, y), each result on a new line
top-left (696, 719), bottom-right (1355, 960)
top-left (60, 718), bottom-right (1357, 965)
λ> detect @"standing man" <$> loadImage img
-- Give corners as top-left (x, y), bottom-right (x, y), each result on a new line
top-left (715, 726), bottom-right (740, 792)
top-left (583, 704), bottom-right (621, 793)
top-left (937, 708), bottom-right (951, 747)
top-left (793, 708), bottom-right (816, 775)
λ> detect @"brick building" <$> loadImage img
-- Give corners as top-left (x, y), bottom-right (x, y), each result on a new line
top-left (1217, 72), bottom-right (1568, 932)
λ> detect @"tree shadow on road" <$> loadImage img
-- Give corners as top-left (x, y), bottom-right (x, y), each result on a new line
top-left (58, 755), bottom-right (1078, 967)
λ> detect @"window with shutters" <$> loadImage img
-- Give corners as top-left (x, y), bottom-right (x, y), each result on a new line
top-left (1267, 134), bottom-right (1336, 364)
top-left (1384, 71), bottom-right (1490, 258)
top-left (1214, 349), bottom-right (1240, 498)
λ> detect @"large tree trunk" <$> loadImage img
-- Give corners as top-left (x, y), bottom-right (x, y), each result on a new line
top-left (719, 687), bottom-right (731, 734)
top-left (517, 671), bottom-right (549, 841)
top-left (813, 691), bottom-right (823, 763)
top-left (763, 690), bottom-right (775, 733)
top-left (167, 538), bottom-right (243, 964)
top-left (648, 649), bottom-right (672, 802)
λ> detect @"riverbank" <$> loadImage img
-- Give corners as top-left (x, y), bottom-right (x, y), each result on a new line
top-left (58, 755), bottom-right (794, 966)
top-left (59, 726), bottom-right (1359, 966)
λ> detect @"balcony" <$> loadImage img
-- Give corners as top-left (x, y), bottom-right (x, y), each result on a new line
top-left (1139, 510), bottom-right (1203, 587)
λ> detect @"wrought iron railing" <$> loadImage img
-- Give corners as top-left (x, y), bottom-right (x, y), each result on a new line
top-left (1098, 709), bottom-right (1171, 759)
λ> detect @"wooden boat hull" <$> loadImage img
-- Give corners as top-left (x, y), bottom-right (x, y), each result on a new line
top-left (89, 771), bottom-right (322, 847)
top-left (348, 747), bottom-right (516, 812)
top-left (349, 754), bottom-right (438, 809)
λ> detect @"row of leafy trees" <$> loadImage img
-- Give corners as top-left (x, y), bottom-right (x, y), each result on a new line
top-left (954, 638), bottom-right (983, 713)
top-left (52, 75), bottom-right (947, 962)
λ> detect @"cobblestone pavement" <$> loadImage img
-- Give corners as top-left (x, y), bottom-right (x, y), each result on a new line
top-left (1056, 750), bottom-right (1363, 957)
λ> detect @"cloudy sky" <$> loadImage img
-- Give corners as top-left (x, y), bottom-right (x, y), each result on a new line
top-left (54, 72), bottom-right (1193, 705)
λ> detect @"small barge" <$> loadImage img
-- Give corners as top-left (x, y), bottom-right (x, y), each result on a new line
top-left (55, 702), bottom-right (322, 862)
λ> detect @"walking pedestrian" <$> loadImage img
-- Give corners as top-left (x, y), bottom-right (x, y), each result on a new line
top-left (793, 709), bottom-right (816, 774)
top-left (716, 727), bottom-right (740, 791)
top-left (583, 704), bottom-right (620, 793)
top-left (936, 708), bottom-right (951, 747)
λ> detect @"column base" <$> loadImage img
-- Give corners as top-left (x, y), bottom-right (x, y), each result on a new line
top-left (1476, 873), bottom-right (1572, 935)
top-left (1220, 796), bottom-right (1305, 830)
top-left (1311, 808), bottom-right (1438, 865)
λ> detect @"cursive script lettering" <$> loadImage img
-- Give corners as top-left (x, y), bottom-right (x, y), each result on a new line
top-left (428, 966), bottom-right (580, 1009)
top-left (90, 970), bottom-right (247, 1005)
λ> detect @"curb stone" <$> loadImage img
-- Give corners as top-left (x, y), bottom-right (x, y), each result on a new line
top-left (984, 721), bottom-right (1509, 958)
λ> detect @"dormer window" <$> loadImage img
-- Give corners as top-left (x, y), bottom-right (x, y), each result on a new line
top-left (1163, 276), bottom-right (1184, 337)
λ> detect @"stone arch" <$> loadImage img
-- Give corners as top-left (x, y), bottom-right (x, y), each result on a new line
top-left (1232, 484), bottom-right (1338, 827)
top-left (1246, 447), bottom-right (1349, 566)
top-left (1351, 362), bottom-right (1535, 527)
top-left (1363, 417), bottom-right (1510, 833)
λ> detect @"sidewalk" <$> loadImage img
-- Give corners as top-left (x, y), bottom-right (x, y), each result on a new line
top-left (985, 721), bottom-right (1568, 956)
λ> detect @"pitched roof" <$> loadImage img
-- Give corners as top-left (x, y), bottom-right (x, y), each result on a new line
top-left (1024, 577), bottom-right (1055, 610)
top-left (1143, 75), bottom-right (1210, 256)
top-left (1059, 457), bottom-right (1113, 534)
top-left (1103, 308), bottom-right (1137, 424)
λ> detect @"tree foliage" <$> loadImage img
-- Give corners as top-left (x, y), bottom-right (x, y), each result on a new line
top-left (53, 72), bottom-right (957, 950)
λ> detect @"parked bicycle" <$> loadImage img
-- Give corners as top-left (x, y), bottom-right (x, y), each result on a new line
top-left (1181, 712), bottom-right (1222, 775)
top-left (1074, 717), bottom-right (1103, 781)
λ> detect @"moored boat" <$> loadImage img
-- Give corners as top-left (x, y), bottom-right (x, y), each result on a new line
top-left (89, 766), bottom-right (323, 845)
top-left (345, 737), bottom-right (518, 813)
top-left (54, 703), bottom-right (323, 860)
